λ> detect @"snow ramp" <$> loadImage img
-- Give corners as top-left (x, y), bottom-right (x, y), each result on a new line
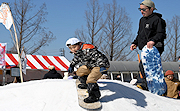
top-left (0, 79), bottom-right (179, 111)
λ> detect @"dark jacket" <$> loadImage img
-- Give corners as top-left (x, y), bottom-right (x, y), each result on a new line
top-left (132, 13), bottom-right (166, 54)
top-left (43, 69), bottom-right (63, 79)
top-left (70, 43), bottom-right (110, 68)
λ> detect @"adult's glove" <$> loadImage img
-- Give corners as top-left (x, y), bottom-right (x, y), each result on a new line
top-left (100, 67), bottom-right (107, 74)
top-left (68, 65), bottom-right (74, 73)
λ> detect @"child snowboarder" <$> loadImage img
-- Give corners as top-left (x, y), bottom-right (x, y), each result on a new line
top-left (164, 70), bottom-right (180, 99)
top-left (66, 37), bottom-right (110, 103)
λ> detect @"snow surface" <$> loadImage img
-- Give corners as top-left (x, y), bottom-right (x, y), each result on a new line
top-left (0, 79), bottom-right (179, 111)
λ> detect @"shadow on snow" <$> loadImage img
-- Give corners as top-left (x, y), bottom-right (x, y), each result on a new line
top-left (98, 81), bottom-right (147, 108)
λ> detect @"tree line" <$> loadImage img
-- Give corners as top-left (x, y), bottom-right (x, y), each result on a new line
top-left (8, 0), bottom-right (180, 62)
top-left (75, 0), bottom-right (180, 62)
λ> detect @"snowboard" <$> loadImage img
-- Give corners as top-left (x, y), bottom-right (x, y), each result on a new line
top-left (141, 45), bottom-right (167, 95)
top-left (75, 79), bottom-right (101, 110)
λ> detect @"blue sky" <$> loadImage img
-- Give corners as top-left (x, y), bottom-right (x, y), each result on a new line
top-left (0, 0), bottom-right (179, 60)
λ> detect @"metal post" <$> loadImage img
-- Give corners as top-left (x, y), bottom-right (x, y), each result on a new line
top-left (110, 72), bottom-right (113, 80)
top-left (59, 48), bottom-right (65, 56)
top-left (121, 72), bottom-right (124, 82)
top-left (178, 72), bottom-right (180, 81)
top-left (2, 66), bottom-right (6, 85)
top-left (131, 72), bottom-right (134, 80)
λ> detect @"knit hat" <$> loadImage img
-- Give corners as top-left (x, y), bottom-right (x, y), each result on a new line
top-left (66, 38), bottom-right (80, 47)
top-left (165, 70), bottom-right (174, 76)
top-left (140, 0), bottom-right (157, 10)
top-left (48, 65), bottom-right (55, 70)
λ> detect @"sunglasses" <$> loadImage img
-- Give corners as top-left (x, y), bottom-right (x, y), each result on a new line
top-left (138, 8), bottom-right (149, 11)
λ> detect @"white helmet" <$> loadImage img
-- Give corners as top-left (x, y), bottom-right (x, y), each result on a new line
top-left (66, 38), bottom-right (80, 47)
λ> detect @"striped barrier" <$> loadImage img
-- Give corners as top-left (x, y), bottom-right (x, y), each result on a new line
top-left (5, 53), bottom-right (70, 71)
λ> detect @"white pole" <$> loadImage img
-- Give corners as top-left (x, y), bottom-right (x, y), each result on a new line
top-left (131, 72), bottom-right (134, 80)
top-left (121, 72), bottom-right (124, 82)
top-left (110, 72), bottom-right (113, 80)
top-left (178, 72), bottom-right (180, 81)
top-left (8, 4), bottom-right (23, 83)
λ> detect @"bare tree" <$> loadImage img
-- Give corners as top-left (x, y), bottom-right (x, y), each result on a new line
top-left (101, 0), bottom-right (134, 61)
top-left (9, 0), bottom-right (55, 54)
top-left (75, 0), bottom-right (106, 47)
top-left (162, 15), bottom-right (180, 62)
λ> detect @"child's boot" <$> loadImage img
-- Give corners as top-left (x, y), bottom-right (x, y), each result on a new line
top-left (78, 75), bottom-right (88, 89)
top-left (84, 83), bottom-right (101, 103)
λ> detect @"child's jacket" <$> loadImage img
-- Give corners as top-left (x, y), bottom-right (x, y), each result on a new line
top-left (165, 77), bottom-right (180, 98)
top-left (70, 43), bottom-right (110, 68)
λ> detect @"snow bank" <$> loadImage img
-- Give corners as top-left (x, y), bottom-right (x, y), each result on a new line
top-left (0, 79), bottom-right (179, 111)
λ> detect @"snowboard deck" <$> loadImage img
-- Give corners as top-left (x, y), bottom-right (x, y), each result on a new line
top-left (141, 45), bottom-right (167, 95)
top-left (75, 79), bottom-right (101, 110)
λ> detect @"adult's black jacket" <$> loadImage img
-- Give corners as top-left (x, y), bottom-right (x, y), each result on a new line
top-left (43, 69), bottom-right (63, 79)
top-left (132, 13), bottom-right (166, 54)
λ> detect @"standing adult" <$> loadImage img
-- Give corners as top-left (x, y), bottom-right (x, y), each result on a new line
top-left (43, 65), bottom-right (63, 79)
top-left (130, 0), bottom-right (166, 90)
top-left (130, 0), bottom-right (166, 54)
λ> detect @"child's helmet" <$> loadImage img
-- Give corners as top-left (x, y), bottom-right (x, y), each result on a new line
top-left (66, 38), bottom-right (80, 47)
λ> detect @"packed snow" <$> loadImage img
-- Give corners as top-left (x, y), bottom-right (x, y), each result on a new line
top-left (0, 79), bottom-right (179, 111)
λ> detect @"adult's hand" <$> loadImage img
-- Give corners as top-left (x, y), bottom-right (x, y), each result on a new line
top-left (147, 41), bottom-right (155, 49)
top-left (68, 66), bottom-right (74, 73)
top-left (130, 44), bottom-right (137, 51)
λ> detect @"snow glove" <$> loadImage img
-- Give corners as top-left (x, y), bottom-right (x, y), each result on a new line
top-left (68, 65), bottom-right (74, 73)
top-left (84, 83), bottom-right (101, 103)
top-left (100, 67), bottom-right (107, 74)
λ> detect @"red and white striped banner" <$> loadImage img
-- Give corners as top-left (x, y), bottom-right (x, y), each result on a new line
top-left (5, 53), bottom-right (70, 71)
